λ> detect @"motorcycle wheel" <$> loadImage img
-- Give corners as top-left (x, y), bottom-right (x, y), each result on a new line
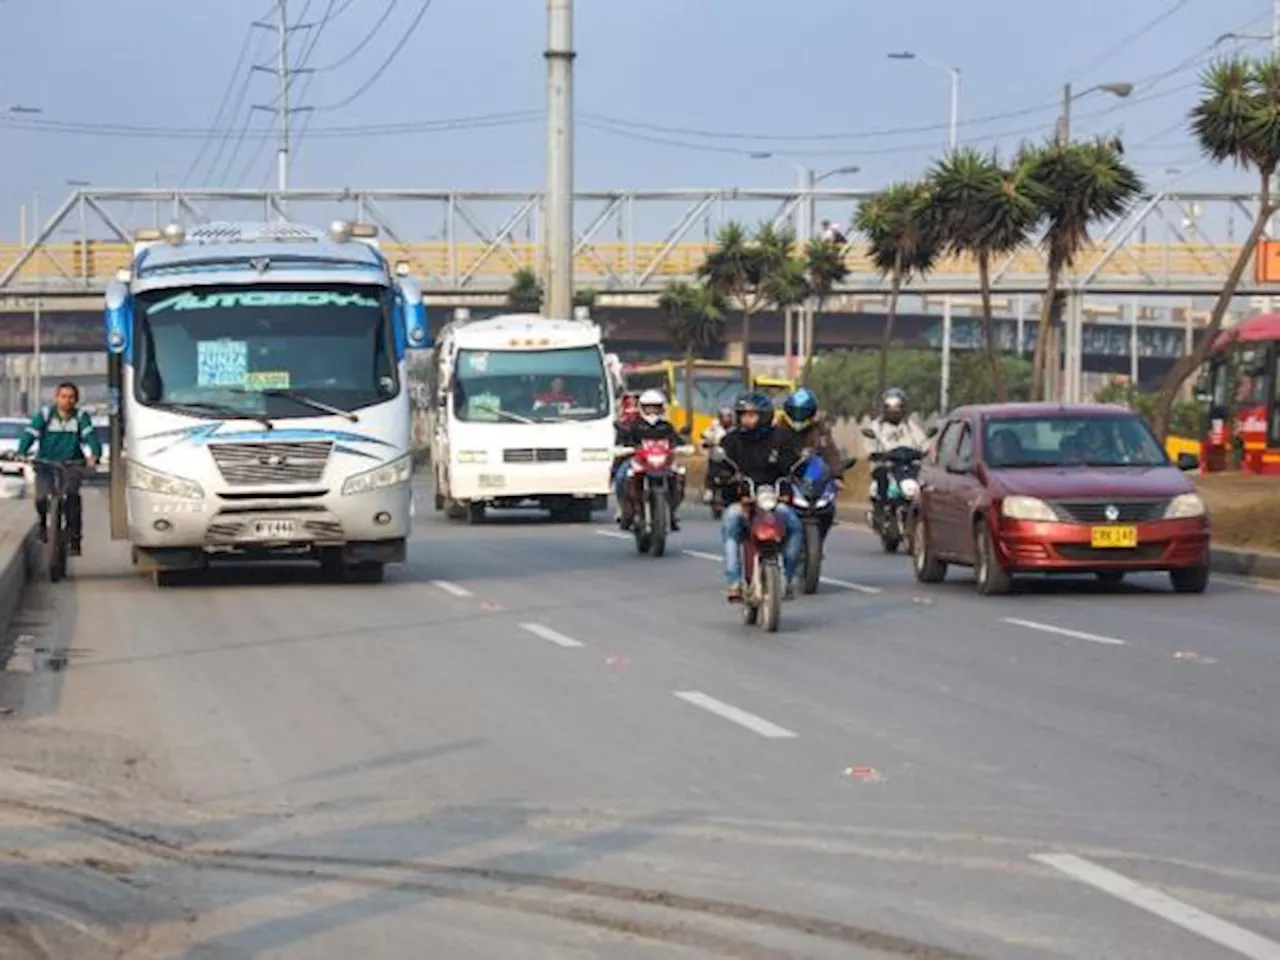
top-left (801, 522), bottom-right (822, 594)
top-left (760, 560), bottom-right (782, 633)
top-left (710, 502), bottom-right (724, 520)
top-left (740, 554), bottom-right (759, 625)
top-left (650, 492), bottom-right (669, 558)
top-left (880, 508), bottom-right (901, 553)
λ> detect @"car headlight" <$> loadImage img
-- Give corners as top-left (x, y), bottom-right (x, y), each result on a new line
top-left (128, 461), bottom-right (203, 500)
top-left (1001, 495), bottom-right (1057, 522)
top-left (455, 450), bottom-right (487, 464)
top-left (1163, 492), bottom-right (1206, 519)
top-left (580, 448), bottom-right (613, 461)
top-left (342, 454), bottom-right (413, 496)
top-left (755, 487), bottom-right (779, 511)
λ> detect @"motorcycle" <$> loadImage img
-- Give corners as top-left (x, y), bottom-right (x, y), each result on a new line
top-left (860, 432), bottom-right (923, 554)
top-left (614, 438), bottom-right (693, 557)
top-left (790, 453), bottom-right (856, 594)
top-left (703, 447), bottom-right (734, 520)
top-left (710, 450), bottom-right (787, 633)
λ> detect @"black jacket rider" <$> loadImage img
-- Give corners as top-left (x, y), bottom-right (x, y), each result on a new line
top-left (719, 425), bottom-right (802, 493)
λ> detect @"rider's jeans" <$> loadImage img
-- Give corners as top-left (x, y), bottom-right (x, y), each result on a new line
top-left (613, 461), bottom-right (630, 507)
top-left (721, 502), bottom-right (802, 586)
top-left (34, 462), bottom-right (84, 542)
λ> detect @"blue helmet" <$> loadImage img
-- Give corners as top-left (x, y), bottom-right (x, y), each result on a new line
top-left (783, 387), bottom-right (819, 429)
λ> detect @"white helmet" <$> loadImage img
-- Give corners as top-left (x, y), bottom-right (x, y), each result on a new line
top-left (638, 389), bottom-right (666, 425)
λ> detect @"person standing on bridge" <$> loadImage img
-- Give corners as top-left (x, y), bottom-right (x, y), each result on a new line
top-left (16, 382), bottom-right (100, 556)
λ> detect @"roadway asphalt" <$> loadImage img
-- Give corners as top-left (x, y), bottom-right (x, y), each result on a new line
top-left (2, 485), bottom-right (1280, 958)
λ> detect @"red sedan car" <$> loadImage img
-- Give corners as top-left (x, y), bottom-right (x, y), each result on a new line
top-left (911, 403), bottom-right (1210, 595)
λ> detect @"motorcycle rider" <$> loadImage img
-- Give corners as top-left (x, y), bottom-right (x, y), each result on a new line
top-left (614, 389), bottom-right (686, 531)
top-left (717, 392), bottom-right (804, 601)
top-left (867, 387), bottom-right (928, 507)
top-left (776, 386), bottom-right (845, 479)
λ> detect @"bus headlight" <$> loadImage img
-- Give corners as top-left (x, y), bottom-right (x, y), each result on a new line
top-left (580, 448), bottom-right (612, 461)
top-left (342, 454), bottom-right (412, 496)
top-left (128, 462), bottom-right (204, 500)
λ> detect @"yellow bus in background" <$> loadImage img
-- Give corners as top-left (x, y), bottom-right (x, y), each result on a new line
top-left (622, 360), bottom-right (794, 438)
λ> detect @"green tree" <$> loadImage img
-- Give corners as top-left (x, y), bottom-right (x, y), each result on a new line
top-left (929, 148), bottom-right (1046, 402)
top-left (573, 287), bottom-right (599, 311)
top-left (800, 238), bottom-right (849, 380)
top-left (507, 266), bottom-right (544, 313)
top-left (1022, 138), bottom-right (1144, 400)
top-left (698, 221), bottom-right (796, 386)
top-left (1150, 57), bottom-right (1280, 438)
top-left (1094, 382), bottom-right (1204, 440)
top-left (658, 280), bottom-right (727, 433)
top-left (853, 182), bottom-right (942, 397)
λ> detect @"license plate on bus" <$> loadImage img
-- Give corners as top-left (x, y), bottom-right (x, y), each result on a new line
top-left (253, 519), bottom-right (297, 538)
top-left (1090, 526), bottom-right (1137, 548)
top-left (478, 474), bottom-right (506, 489)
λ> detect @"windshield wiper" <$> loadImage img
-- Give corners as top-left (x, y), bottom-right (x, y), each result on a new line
top-left (235, 387), bottom-right (359, 423)
top-left (154, 401), bottom-right (274, 430)
top-left (488, 409), bottom-right (536, 424)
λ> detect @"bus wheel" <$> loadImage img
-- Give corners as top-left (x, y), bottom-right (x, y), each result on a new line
top-left (446, 499), bottom-right (466, 521)
top-left (466, 502), bottom-right (486, 525)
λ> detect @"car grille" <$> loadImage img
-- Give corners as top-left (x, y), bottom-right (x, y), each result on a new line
top-left (210, 441), bottom-right (332, 486)
top-left (1055, 544), bottom-right (1166, 563)
top-left (503, 447), bottom-right (568, 464)
top-left (1050, 499), bottom-right (1169, 523)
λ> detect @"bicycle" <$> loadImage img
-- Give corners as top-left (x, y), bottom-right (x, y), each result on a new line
top-left (17, 457), bottom-right (83, 582)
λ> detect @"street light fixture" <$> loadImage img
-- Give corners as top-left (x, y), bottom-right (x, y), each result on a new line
top-left (7, 105), bottom-right (42, 115)
top-left (1058, 81), bottom-right (1133, 142)
top-left (887, 51), bottom-right (960, 150)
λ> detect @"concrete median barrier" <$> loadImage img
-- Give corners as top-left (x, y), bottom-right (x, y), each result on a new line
top-left (0, 502), bottom-right (36, 643)
top-left (1209, 545), bottom-right (1280, 581)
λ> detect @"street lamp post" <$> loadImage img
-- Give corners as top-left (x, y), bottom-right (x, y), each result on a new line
top-left (1055, 80), bottom-right (1133, 402)
top-left (750, 155), bottom-right (859, 377)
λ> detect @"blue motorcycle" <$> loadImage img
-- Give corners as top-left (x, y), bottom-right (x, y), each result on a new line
top-left (790, 453), bottom-right (854, 594)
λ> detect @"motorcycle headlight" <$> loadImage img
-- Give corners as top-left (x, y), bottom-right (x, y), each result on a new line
top-left (1001, 495), bottom-right (1057, 522)
top-left (1163, 492), bottom-right (1206, 519)
top-left (342, 454), bottom-right (413, 496)
top-left (900, 478), bottom-right (920, 499)
top-left (791, 490), bottom-right (809, 508)
top-left (755, 487), bottom-right (779, 511)
top-left (128, 461), bottom-right (203, 500)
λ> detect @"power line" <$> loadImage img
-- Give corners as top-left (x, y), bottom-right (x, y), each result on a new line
top-left (311, 0), bottom-right (434, 112)
top-left (309, 0), bottom-right (400, 72)
top-left (1063, 0), bottom-right (1197, 83)
top-left (180, 20), bottom-right (260, 186)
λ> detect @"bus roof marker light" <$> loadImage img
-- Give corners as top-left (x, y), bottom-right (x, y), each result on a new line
top-left (394, 260), bottom-right (411, 277)
top-left (162, 223), bottom-right (185, 246)
top-left (134, 228), bottom-right (162, 242)
top-left (329, 220), bottom-right (353, 243)
top-left (349, 223), bottom-right (378, 239)
top-left (115, 268), bottom-right (131, 283)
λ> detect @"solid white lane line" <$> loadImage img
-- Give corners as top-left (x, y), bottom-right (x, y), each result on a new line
top-left (519, 622), bottom-right (584, 649)
top-left (673, 691), bottom-right (797, 739)
top-left (431, 580), bottom-right (473, 598)
top-left (819, 576), bottom-right (882, 594)
top-left (1001, 617), bottom-right (1127, 646)
top-left (594, 529), bottom-right (632, 541)
top-left (1032, 854), bottom-right (1280, 959)
top-left (683, 549), bottom-right (722, 562)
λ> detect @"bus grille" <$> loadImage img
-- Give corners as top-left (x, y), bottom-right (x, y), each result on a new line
top-left (210, 441), bottom-right (332, 485)
top-left (503, 448), bottom-right (568, 464)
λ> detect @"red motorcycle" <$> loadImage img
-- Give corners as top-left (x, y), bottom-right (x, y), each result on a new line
top-left (712, 452), bottom-right (787, 632)
top-left (614, 438), bottom-right (693, 557)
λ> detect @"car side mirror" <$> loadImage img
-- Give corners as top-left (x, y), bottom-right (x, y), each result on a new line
top-left (1176, 452), bottom-right (1199, 472)
top-left (840, 456), bottom-right (857, 471)
top-left (860, 427), bottom-right (876, 440)
top-left (926, 425), bottom-right (939, 438)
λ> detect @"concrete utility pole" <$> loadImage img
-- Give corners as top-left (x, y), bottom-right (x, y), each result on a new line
top-left (544, 0), bottom-right (575, 319)
top-left (252, 0), bottom-right (312, 217)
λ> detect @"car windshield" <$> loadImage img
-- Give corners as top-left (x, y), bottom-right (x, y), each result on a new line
top-left (983, 414), bottom-right (1168, 468)
top-left (0, 422), bottom-right (25, 441)
top-left (453, 346), bottom-right (609, 423)
top-left (133, 284), bottom-right (399, 419)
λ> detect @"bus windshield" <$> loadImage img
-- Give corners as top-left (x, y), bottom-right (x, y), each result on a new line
top-left (674, 371), bottom-right (740, 415)
top-left (133, 284), bottom-right (399, 419)
top-left (453, 346), bottom-right (608, 423)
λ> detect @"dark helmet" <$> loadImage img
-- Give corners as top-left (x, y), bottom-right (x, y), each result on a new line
top-left (783, 386), bottom-right (819, 430)
top-left (733, 391), bottom-right (775, 437)
top-left (882, 387), bottom-right (907, 425)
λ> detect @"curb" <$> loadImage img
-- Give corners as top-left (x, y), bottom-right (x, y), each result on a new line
top-left (0, 510), bottom-right (36, 643)
top-left (1209, 545), bottom-right (1280, 581)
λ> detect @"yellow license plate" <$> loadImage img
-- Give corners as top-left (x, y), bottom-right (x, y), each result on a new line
top-left (1090, 526), bottom-right (1138, 548)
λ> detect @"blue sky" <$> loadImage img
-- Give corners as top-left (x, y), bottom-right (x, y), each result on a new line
top-left (0, 0), bottom-right (1272, 240)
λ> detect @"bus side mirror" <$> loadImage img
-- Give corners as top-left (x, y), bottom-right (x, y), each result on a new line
top-left (926, 424), bottom-right (939, 438)
top-left (104, 280), bottom-right (131, 357)
top-left (397, 275), bottom-right (429, 351)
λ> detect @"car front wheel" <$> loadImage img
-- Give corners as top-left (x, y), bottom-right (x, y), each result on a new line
top-left (912, 516), bottom-right (947, 583)
top-left (1170, 565), bottom-right (1210, 594)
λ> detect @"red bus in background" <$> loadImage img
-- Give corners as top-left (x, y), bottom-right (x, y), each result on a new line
top-left (1200, 312), bottom-right (1280, 475)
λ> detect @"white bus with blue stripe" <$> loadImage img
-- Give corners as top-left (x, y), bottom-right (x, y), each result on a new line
top-left (103, 220), bottom-right (428, 584)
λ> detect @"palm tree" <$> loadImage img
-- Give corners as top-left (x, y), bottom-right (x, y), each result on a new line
top-left (507, 267), bottom-right (544, 313)
top-left (929, 148), bottom-right (1046, 402)
top-left (658, 280), bottom-right (727, 433)
top-left (854, 182), bottom-right (941, 396)
top-left (800, 238), bottom-right (849, 380)
top-left (698, 221), bottom-right (794, 387)
top-left (1151, 57), bottom-right (1280, 438)
top-left (1022, 138), bottom-right (1143, 400)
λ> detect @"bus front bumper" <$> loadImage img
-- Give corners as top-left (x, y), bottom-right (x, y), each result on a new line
top-left (127, 484), bottom-right (412, 555)
top-left (447, 463), bottom-right (610, 502)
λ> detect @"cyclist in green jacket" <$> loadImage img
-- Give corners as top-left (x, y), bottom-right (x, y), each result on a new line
top-left (16, 382), bottom-right (101, 555)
